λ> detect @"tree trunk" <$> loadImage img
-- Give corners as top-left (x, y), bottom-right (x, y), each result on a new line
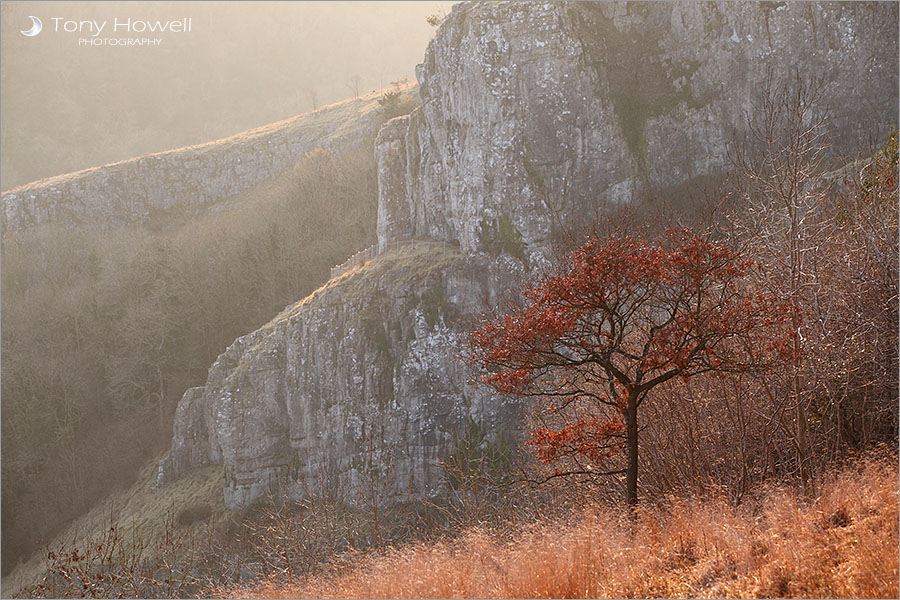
top-left (625, 391), bottom-right (639, 506)
top-left (790, 192), bottom-right (810, 491)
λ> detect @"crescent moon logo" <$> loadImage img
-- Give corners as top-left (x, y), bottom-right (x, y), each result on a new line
top-left (21, 16), bottom-right (42, 36)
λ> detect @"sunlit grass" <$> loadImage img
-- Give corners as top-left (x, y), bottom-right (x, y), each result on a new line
top-left (267, 239), bottom-right (463, 329)
top-left (233, 450), bottom-right (898, 599)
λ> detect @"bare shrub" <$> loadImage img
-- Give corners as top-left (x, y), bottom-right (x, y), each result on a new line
top-left (26, 514), bottom-right (204, 599)
top-left (377, 79), bottom-right (416, 120)
top-left (236, 493), bottom-right (364, 587)
top-left (632, 84), bottom-right (897, 502)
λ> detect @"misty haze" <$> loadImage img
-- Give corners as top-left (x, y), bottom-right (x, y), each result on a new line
top-left (1, 1), bottom-right (452, 190)
top-left (2, 2), bottom-right (898, 598)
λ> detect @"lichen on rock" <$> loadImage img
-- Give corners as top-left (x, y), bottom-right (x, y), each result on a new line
top-left (377, 1), bottom-right (897, 264)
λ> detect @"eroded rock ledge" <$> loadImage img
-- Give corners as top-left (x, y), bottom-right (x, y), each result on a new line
top-left (1, 87), bottom-right (416, 233)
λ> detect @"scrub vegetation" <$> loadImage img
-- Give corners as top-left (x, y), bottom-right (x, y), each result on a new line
top-left (2, 52), bottom-right (896, 600)
top-left (229, 106), bottom-right (898, 600)
top-left (230, 449), bottom-right (899, 599)
top-left (1, 142), bottom-right (378, 576)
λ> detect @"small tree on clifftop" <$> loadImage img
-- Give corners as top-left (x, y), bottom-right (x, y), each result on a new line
top-left (468, 228), bottom-right (796, 505)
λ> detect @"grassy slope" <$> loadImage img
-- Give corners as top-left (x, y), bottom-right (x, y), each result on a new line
top-left (1, 86), bottom-right (417, 594)
top-left (2, 459), bottom-right (225, 595)
top-left (235, 451), bottom-right (898, 599)
top-left (266, 240), bottom-right (464, 329)
top-left (1, 242), bottom-right (461, 596)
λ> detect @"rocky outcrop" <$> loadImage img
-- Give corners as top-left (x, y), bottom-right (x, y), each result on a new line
top-left (160, 1), bottom-right (898, 507)
top-left (377, 2), bottom-right (898, 262)
top-left (158, 245), bottom-right (525, 507)
top-left (1, 86), bottom-right (416, 233)
top-left (159, 388), bottom-right (212, 481)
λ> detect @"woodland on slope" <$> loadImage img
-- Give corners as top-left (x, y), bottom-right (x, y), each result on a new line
top-left (2, 2), bottom-right (898, 596)
top-left (0, 140), bottom-right (385, 574)
top-left (8, 103), bottom-right (899, 599)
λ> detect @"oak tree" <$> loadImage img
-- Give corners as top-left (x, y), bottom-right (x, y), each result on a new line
top-left (469, 228), bottom-right (795, 504)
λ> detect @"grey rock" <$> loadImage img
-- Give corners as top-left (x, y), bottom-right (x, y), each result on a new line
top-left (159, 248), bottom-right (526, 508)
top-left (375, 116), bottom-right (414, 252)
top-left (160, 1), bottom-right (898, 507)
top-left (157, 387), bottom-right (210, 488)
top-left (378, 1), bottom-right (898, 264)
top-left (1, 87), bottom-right (416, 232)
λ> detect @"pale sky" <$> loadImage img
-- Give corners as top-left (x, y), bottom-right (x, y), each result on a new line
top-left (1, 1), bottom-right (456, 190)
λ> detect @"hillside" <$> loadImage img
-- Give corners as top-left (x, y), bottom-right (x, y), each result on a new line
top-left (3, 2), bottom-right (898, 598)
top-left (1, 84), bottom-right (416, 232)
top-left (1, 84), bottom-right (416, 580)
top-left (3, 458), bottom-right (225, 595)
top-left (234, 450), bottom-right (899, 599)
top-left (4, 241), bottom-right (523, 596)
top-left (159, 0), bottom-right (898, 511)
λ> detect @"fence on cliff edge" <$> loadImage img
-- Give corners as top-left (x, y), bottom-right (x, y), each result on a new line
top-left (329, 238), bottom-right (459, 280)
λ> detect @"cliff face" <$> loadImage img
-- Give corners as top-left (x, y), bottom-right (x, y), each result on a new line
top-left (378, 1), bottom-right (898, 262)
top-left (0, 87), bottom-right (416, 233)
top-left (160, 1), bottom-right (898, 507)
top-left (159, 246), bottom-right (525, 507)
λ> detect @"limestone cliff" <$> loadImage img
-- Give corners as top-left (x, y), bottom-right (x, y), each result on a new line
top-left (160, 1), bottom-right (898, 507)
top-left (378, 1), bottom-right (898, 262)
top-left (159, 245), bottom-right (525, 508)
top-left (1, 86), bottom-right (416, 232)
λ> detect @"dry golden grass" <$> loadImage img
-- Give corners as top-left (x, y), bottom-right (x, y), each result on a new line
top-left (232, 450), bottom-right (898, 599)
